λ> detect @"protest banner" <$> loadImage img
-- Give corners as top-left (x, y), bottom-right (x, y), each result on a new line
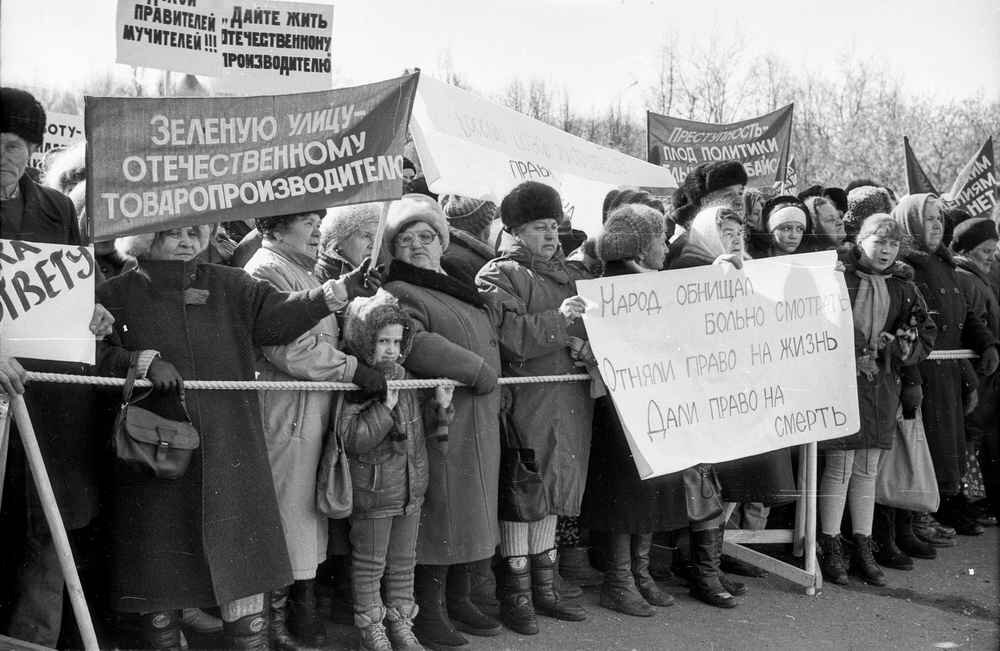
top-left (29, 112), bottom-right (85, 172)
top-left (784, 154), bottom-right (799, 194)
top-left (944, 137), bottom-right (997, 219)
top-left (903, 136), bottom-right (939, 195)
top-left (0, 240), bottom-right (96, 365)
top-left (577, 251), bottom-right (859, 479)
top-left (647, 105), bottom-right (794, 190)
top-left (409, 75), bottom-right (676, 238)
top-left (115, 0), bottom-right (334, 94)
top-left (86, 73), bottom-right (418, 240)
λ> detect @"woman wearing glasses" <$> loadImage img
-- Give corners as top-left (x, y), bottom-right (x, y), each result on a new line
top-left (381, 194), bottom-right (504, 649)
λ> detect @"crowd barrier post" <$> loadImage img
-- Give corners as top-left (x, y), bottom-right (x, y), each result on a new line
top-left (10, 395), bottom-right (99, 651)
top-left (0, 394), bottom-right (10, 506)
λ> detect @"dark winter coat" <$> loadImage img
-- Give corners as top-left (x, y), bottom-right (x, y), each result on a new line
top-left (383, 260), bottom-right (502, 565)
top-left (902, 246), bottom-right (997, 492)
top-left (822, 259), bottom-right (935, 450)
top-left (314, 250), bottom-right (354, 282)
top-left (476, 243), bottom-right (594, 516)
top-left (955, 256), bottom-right (1000, 443)
top-left (579, 261), bottom-right (689, 534)
top-left (443, 227), bottom-right (496, 286)
top-left (96, 260), bottom-right (333, 612)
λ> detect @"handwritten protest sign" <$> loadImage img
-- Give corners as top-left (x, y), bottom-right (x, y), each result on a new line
top-left (29, 112), bottom-right (85, 172)
top-left (0, 240), bottom-right (96, 365)
top-left (647, 105), bottom-right (793, 190)
top-left (944, 137), bottom-right (997, 219)
top-left (578, 251), bottom-right (859, 479)
top-left (115, 0), bottom-right (334, 93)
top-left (87, 73), bottom-right (418, 240)
top-left (410, 75), bottom-right (676, 238)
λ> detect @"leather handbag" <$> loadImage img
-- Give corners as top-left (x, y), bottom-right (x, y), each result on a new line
top-left (683, 464), bottom-right (724, 523)
top-left (875, 406), bottom-right (940, 512)
top-left (114, 354), bottom-right (200, 480)
top-left (316, 404), bottom-right (353, 518)
top-left (498, 407), bottom-right (549, 523)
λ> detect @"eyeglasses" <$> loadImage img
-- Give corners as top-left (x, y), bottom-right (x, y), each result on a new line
top-left (396, 231), bottom-right (438, 248)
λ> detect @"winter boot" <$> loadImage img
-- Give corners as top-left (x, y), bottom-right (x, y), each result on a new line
top-left (851, 534), bottom-right (887, 586)
top-left (554, 570), bottom-right (584, 599)
top-left (936, 495), bottom-right (985, 536)
top-left (139, 610), bottom-right (184, 650)
top-left (817, 533), bottom-right (848, 586)
top-left (498, 556), bottom-right (538, 635)
top-left (714, 526), bottom-right (747, 597)
top-left (268, 588), bottom-right (304, 651)
top-left (287, 579), bottom-right (327, 646)
top-left (181, 608), bottom-right (223, 634)
top-left (356, 608), bottom-right (392, 651)
top-left (558, 546), bottom-right (605, 587)
top-left (529, 548), bottom-right (588, 621)
top-left (631, 534), bottom-right (674, 607)
top-left (872, 506), bottom-right (914, 570)
top-left (413, 565), bottom-right (468, 648)
top-left (688, 528), bottom-right (738, 609)
top-left (468, 557), bottom-right (499, 613)
top-left (222, 612), bottom-right (270, 650)
top-left (445, 563), bottom-right (502, 636)
top-left (599, 534), bottom-right (654, 617)
top-left (912, 512), bottom-right (956, 547)
top-left (894, 509), bottom-right (936, 559)
top-left (385, 605), bottom-right (425, 651)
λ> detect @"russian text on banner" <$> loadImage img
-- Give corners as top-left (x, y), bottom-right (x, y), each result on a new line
top-left (903, 136), bottom-right (939, 195)
top-left (577, 251), bottom-right (859, 479)
top-left (87, 73), bottom-right (418, 240)
top-left (647, 104), bottom-right (794, 191)
top-left (0, 240), bottom-right (96, 364)
top-left (944, 136), bottom-right (997, 219)
top-left (116, 0), bottom-right (334, 94)
top-left (409, 75), bottom-right (675, 238)
top-left (30, 113), bottom-right (85, 172)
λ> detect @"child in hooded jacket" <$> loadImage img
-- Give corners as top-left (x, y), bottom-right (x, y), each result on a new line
top-left (335, 289), bottom-right (454, 651)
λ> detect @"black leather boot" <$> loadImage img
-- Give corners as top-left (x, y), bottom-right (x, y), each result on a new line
top-left (851, 534), bottom-right (887, 586)
top-left (498, 556), bottom-right (539, 635)
top-left (287, 579), bottom-right (327, 646)
top-left (631, 534), bottom-right (674, 607)
top-left (223, 611), bottom-right (270, 650)
top-left (599, 533), bottom-right (654, 617)
top-left (268, 588), bottom-right (303, 651)
top-left (139, 610), bottom-right (183, 650)
top-left (446, 563), bottom-right (502, 636)
top-left (715, 526), bottom-right (747, 597)
top-left (688, 528), bottom-right (738, 609)
top-left (817, 533), bottom-right (848, 585)
top-left (895, 509), bottom-right (936, 559)
top-left (468, 556), bottom-right (500, 612)
top-left (873, 506), bottom-right (914, 570)
top-left (413, 564), bottom-right (468, 648)
top-left (529, 548), bottom-right (588, 621)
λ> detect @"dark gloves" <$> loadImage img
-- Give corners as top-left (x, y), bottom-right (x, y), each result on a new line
top-left (978, 345), bottom-right (999, 377)
top-left (147, 357), bottom-right (184, 394)
top-left (900, 383), bottom-right (923, 420)
top-left (471, 362), bottom-right (498, 395)
top-left (341, 258), bottom-right (384, 301)
top-left (350, 363), bottom-right (388, 402)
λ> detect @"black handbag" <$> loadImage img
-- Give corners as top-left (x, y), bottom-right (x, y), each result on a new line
top-left (683, 464), bottom-right (724, 523)
top-left (113, 354), bottom-right (200, 480)
top-left (497, 407), bottom-right (549, 523)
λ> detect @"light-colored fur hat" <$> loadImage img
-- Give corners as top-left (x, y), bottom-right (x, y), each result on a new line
top-left (114, 225), bottom-right (212, 260)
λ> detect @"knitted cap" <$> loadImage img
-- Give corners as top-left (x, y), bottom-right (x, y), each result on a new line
top-left (320, 202), bottom-right (381, 251)
top-left (596, 204), bottom-right (663, 263)
top-left (951, 218), bottom-right (998, 254)
top-left (500, 181), bottom-right (563, 230)
top-left (384, 194), bottom-right (450, 255)
top-left (439, 194), bottom-right (497, 235)
top-left (845, 186), bottom-right (893, 231)
top-left (1, 87), bottom-right (46, 145)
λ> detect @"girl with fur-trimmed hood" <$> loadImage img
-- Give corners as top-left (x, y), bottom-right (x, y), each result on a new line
top-left (335, 289), bottom-right (454, 651)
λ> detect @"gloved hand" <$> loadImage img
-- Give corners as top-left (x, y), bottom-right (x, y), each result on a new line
top-left (341, 258), bottom-right (383, 300)
top-left (900, 384), bottom-right (923, 419)
top-left (147, 357), bottom-right (184, 394)
top-left (471, 362), bottom-right (498, 395)
top-left (978, 345), bottom-right (999, 377)
top-left (351, 363), bottom-right (388, 402)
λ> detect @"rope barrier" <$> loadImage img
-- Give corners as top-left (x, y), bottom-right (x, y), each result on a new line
top-left (925, 349), bottom-right (978, 361)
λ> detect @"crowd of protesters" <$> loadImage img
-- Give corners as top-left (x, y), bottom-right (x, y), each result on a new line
top-left (1, 86), bottom-right (998, 651)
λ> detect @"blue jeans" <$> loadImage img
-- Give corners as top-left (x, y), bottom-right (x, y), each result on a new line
top-left (349, 512), bottom-right (419, 624)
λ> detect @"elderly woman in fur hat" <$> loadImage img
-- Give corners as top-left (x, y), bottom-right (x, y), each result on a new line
top-left (316, 203), bottom-right (381, 282)
top-left (95, 223), bottom-right (377, 650)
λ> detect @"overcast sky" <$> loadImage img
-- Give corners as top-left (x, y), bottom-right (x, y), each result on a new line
top-left (2, 0), bottom-right (998, 115)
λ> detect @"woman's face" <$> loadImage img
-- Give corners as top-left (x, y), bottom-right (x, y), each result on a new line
top-left (515, 218), bottom-right (560, 260)
top-left (922, 200), bottom-right (944, 251)
top-left (394, 221), bottom-right (443, 271)
top-left (718, 219), bottom-right (744, 255)
top-left (276, 213), bottom-right (322, 258)
top-left (858, 233), bottom-right (901, 272)
top-left (639, 229), bottom-right (667, 271)
top-left (771, 222), bottom-right (805, 254)
top-left (335, 226), bottom-right (376, 267)
top-left (815, 203), bottom-right (846, 241)
top-left (149, 226), bottom-right (207, 261)
top-left (968, 239), bottom-right (998, 272)
top-left (745, 198), bottom-right (764, 231)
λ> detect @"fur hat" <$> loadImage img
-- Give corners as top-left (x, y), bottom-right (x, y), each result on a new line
top-left (951, 217), bottom-right (998, 254)
top-left (500, 181), bottom-right (563, 230)
top-left (822, 187), bottom-right (848, 214)
top-left (320, 202), bottom-right (381, 252)
top-left (343, 289), bottom-right (414, 366)
top-left (0, 87), bottom-right (46, 145)
top-left (845, 186), bottom-right (893, 232)
top-left (439, 194), bottom-right (497, 236)
top-left (384, 193), bottom-right (450, 255)
top-left (601, 187), bottom-right (665, 223)
top-left (703, 160), bottom-right (748, 194)
top-left (596, 204), bottom-right (663, 263)
top-left (797, 184), bottom-right (824, 202)
top-left (671, 161), bottom-right (747, 229)
top-left (114, 225), bottom-right (212, 260)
